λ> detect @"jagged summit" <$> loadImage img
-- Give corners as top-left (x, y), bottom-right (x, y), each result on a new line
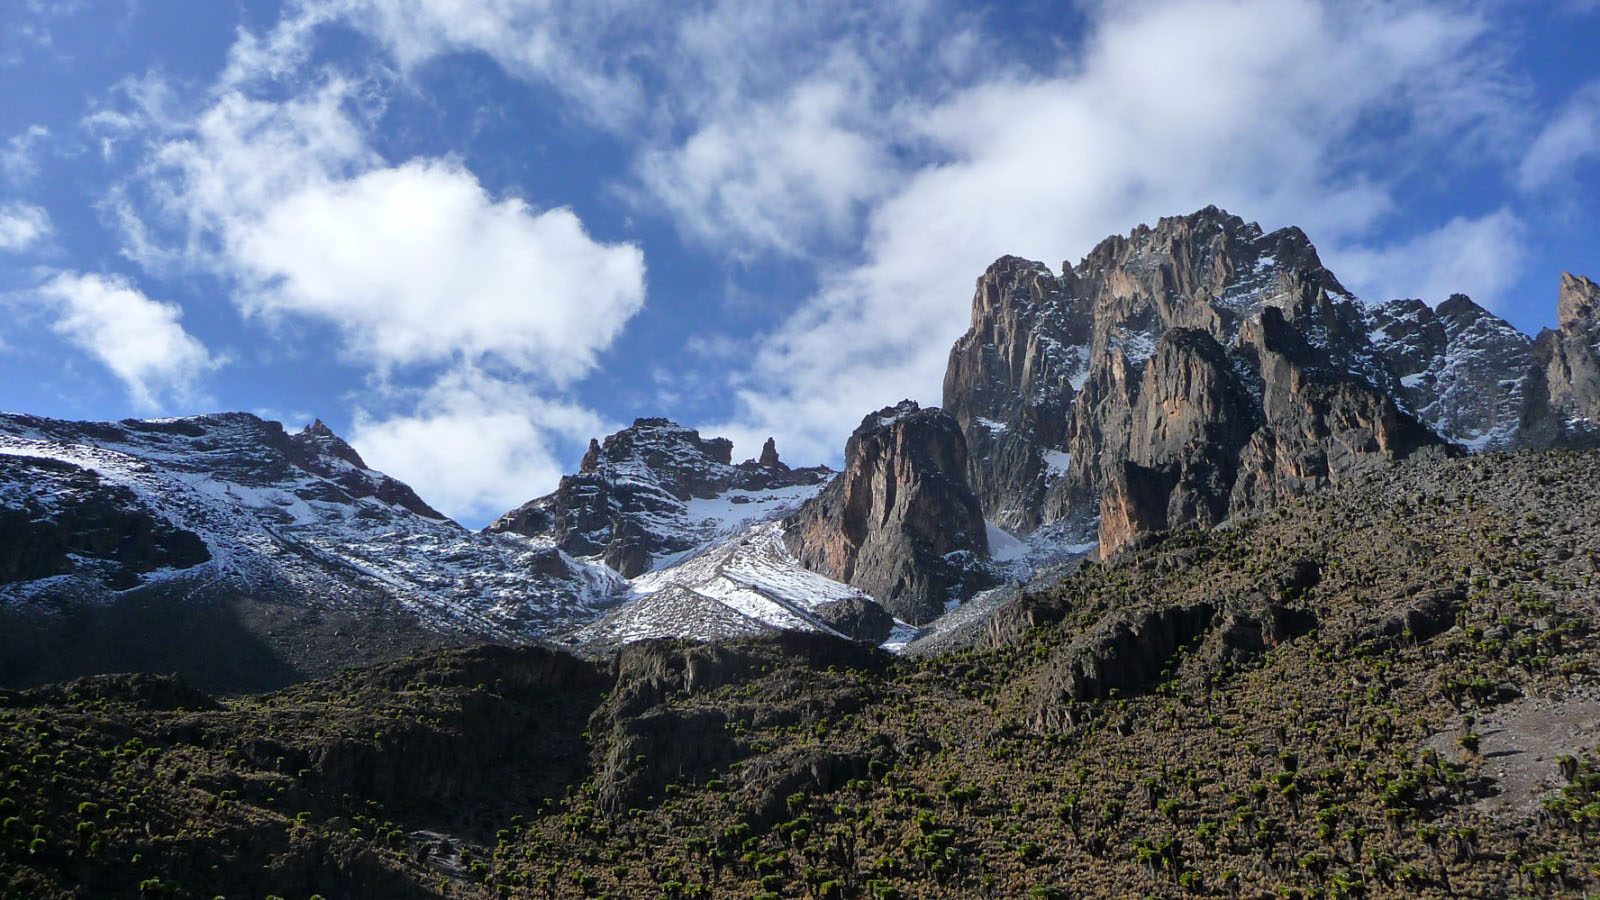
top-left (1557, 271), bottom-right (1600, 329)
top-left (489, 417), bottom-right (831, 578)
top-left (287, 417), bottom-right (450, 521)
top-left (4, 207), bottom-right (1598, 684)
top-left (945, 206), bottom-right (1599, 552)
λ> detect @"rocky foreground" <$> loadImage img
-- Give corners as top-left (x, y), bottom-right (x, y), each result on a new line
top-left (3, 448), bottom-right (1597, 899)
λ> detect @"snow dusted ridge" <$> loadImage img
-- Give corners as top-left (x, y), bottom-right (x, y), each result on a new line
top-left (567, 522), bottom-right (877, 648)
top-left (0, 409), bottom-right (1095, 669)
top-left (488, 418), bottom-right (833, 578)
top-left (0, 412), bottom-right (626, 639)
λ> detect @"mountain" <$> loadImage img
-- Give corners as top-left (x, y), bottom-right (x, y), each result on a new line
top-left (5, 205), bottom-right (1600, 897)
top-left (5, 447), bottom-right (1597, 899)
top-left (1533, 272), bottom-right (1600, 443)
top-left (783, 401), bottom-right (993, 625)
top-left (941, 206), bottom-right (1598, 555)
top-left (0, 413), bottom-right (864, 686)
top-left (0, 412), bottom-right (627, 689)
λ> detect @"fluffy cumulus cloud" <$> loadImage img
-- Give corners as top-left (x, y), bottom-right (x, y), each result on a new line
top-left (0, 202), bottom-right (50, 251)
top-left (34, 272), bottom-right (218, 408)
top-left (236, 160), bottom-right (644, 380)
top-left (349, 368), bottom-right (616, 521)
top-left (130, 79), bottom-right (645, 380)
top-left (100, 62), bottom-right (647, 519)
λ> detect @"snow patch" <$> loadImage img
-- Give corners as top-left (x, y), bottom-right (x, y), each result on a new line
top-left (985, 520), bottom-right (1029, 562)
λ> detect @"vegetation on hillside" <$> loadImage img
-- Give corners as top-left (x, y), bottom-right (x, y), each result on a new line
top-left (3, 451), bottom-right (1598, 899)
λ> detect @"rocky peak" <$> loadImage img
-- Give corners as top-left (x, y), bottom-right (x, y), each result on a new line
top-left (291, 419), bottom-right (369, 470)
top-left (939, 209), bottom-right (1600, 554)
top-left (944, 206), bottom-right (1373, 536)
top-left (1070, 205), bottom-right (1348, 349)
top-left (784, 401), bottom-right (992, 624)
top-left (1557, 272), bottom-right (1600, 332)
top-left (489, 419), bottom-right (831, 578)
top-left (284, 418), bottom-right (449, 521)
top-left (758, 437), bottom-right (783, 469)
top-left (1533, 272), bottom-right (1600, 445)
top-left (577, 418), bottom-right (738, 501)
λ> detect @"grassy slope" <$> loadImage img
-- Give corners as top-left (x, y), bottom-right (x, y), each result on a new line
top-left (3, 450), bottom-right (1599, 899)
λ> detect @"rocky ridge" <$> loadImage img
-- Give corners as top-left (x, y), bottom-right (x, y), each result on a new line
top-left (0, 412), bottom-right (627, 690)
top-left (489, 418), bottom-right (831, 578)
top-left (4, 206), bottom-right (1597, 683)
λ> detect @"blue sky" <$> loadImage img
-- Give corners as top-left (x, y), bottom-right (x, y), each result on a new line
top-left (2, 0), bottom-right (1598, 526)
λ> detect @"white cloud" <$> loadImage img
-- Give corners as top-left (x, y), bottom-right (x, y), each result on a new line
top-left (350, 367), bottom-right (616, 523)
top-left (116, 77), bottom-right (645, 382)
top-left (1517, 79), bottom-right (1600, 193)
top-left (0, 202), bottom-right (50, 251)
top-left (633, 75), bottom-right (896, 256)
top-left (235, 160), bottom-right (645, 381)
top-left (2, 124), bottom-right (50, 184)
top-left (34, 272), bottom-right (219, 408)
top-left (1329, 209), bottom-right (1527, 310)
top-left (236, 0), bottom-right (968, 260)
top-left (103, 61), bottom-right (646, 514)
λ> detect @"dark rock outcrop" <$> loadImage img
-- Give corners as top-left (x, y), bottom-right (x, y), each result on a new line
top-left (490, 419), bottom-right (830, 577)
top-left (1026, 557), bottom-right (1322, 731)
top-left (591, 633), bottom-right (885, 812)
top-left (812, 595), bottom-right (895, 644)
top-left (784, 401), bottom-right (992, 624)
top-left (1354, 585), bottom-right (1465, 649)
top-left (0, 454), bottom-right (210, 588)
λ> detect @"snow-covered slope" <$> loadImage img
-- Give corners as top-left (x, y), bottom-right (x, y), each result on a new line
top-left (565, 522), bottom-right (882, 648)
top-left (0, 411), bottom-right (882, 680)
top-left (0, 412), bottom-right (625, 639)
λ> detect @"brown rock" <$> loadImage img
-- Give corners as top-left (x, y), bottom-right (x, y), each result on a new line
top-left (1530, 272), bottom-right (1600, 446)
top-left (784, 401), bottom-right (992, 624)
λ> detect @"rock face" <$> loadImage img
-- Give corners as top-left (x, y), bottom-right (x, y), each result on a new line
top-left (942, 257), bottom-right (1092, 531)
top-left (0, 455), bottom-right (210, 588)
top-left (1364, 294), bottom-right (1547, 450)
top-left (784, 401), bottom-right (992, 624)
top-left (489, 419), bottom-right (831, 577)
top-left (942, 206), bottom-right (1593, 555)
top-left (1531, 272), bottom-right (1600, 445)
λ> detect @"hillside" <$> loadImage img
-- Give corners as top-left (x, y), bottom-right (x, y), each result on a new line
top-left (3, 448), bottom-right (1597, 899)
